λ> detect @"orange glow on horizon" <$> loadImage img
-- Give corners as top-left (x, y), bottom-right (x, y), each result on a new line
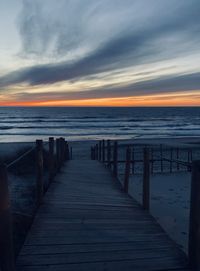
top-left (1, 92), bottom-right (200, 107)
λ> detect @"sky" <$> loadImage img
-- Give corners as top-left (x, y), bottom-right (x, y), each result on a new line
top-left (0, 0), bottom-right (200, 107)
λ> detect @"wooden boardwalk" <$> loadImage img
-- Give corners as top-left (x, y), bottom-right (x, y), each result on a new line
top-left (16, 159), bottom-right (191, 271)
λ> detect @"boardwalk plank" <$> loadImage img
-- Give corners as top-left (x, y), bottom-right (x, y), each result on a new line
top-left (17, 159), bottom-right (191, 271)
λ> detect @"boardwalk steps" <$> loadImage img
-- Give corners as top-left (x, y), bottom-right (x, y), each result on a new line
top-left (16, 159), bottom-right (191, 271)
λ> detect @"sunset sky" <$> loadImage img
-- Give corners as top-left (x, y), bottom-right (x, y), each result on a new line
top-left (0, 0), bottom-right (200, 106)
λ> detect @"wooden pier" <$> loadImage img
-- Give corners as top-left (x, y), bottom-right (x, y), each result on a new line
top-left (1, 139), bottom-right (199, 270)
top-left (16, 159), bottom-right (190, 270)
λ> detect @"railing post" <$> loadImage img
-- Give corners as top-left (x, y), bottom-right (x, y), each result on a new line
top-left (107, 140), bottom-right (111, 168)
top-left (99, 141), bottom-right (102, 161)
top-left (143, 148), bottom-right (150, 210)
top-left (95, 144), bottom-right (99, 160)
top-left (124, 147), bottom-right (131, 193)
top-left (160, 144), bottom-right (163, 173)
top-left (93, 146), bottom-right (96, 160)
top-left (56, 138), bottom-right (61, 171)
top-left (151, 148), bottom-right (153, 174)
top-left (113, 141), bottom-right (118, 178)
top-left (177, 147), bottom-right (179, 171)
top-left (36, 140), bottom-right (43, 206)
top-left (132, 146), bottom-right (135, 175)
top-left (0, 164), bottom-right (15, 271)
top-left (60, 137), bottom-right (65, 165)
top-left (170, 148), bottom-right (173, 173)
top-left (48, 137), bottom-right (54, 182)
top-left (102, 140), bottom-right (105, 163)
top-left (187, 148), bottom-right (191, 172)
top-left (188, 161), bottom-right (200, 269)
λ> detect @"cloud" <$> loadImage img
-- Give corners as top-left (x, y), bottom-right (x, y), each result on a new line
top-left (8, 72), bottom-right (200, 102)
top-left (1, 0), bottom-right (200, 101)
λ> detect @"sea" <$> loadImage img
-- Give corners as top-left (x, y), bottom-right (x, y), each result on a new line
top-left (0, 107), bottom-right (199, 142)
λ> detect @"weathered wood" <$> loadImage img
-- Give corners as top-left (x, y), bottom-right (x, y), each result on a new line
top-left (60, 138), bottom-right (65, 164)
top-left (107, 140), bottom-right (111, 168)
top-left (66, 143), bottom-right (70, 161)
top-left (188, 160), bottom-right (200, 268)
top-left (132, 146), bottom-right (135, 174)
top-left (17, 156), bottom-right (190, 271)
top-left (151, 148), bottom-right (153, 174)
top-left (102, 140), bottom-right (105, 163)
top-left (124, 147), bottom-right (131, 193)
top-left (17, 158), bottom-right (190, 271)
top-left (143, 148), bottom-right (150, 210)
top-left (95, 144), bottom-right (99, 160)
top-left (170, 148), bottom-right (173, 173)
top-left (36, 140), bottom-right (44, 206)
top-left (48, 137), bottom-right (54, 182)
top-left (113, 141), bottom-right (118, 178)
top-left (99, 141), bottom-right (102, 161)
top-left (0, 164), bottom-right (15, 271)
top-left (160, 144), bottom-right (163, 172)
top-left (187, 149), bottom-right (191, 172)
top-left (56, 138), bottom-right (60, 171)
top-left (190, 149), bottom-right (193, 162)
top-left (177, 148), bottom-right (180, 171)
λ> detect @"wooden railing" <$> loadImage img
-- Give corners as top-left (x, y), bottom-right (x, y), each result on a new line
top-left (91, 139), bottom-right (200, 270)
top-left (0, 137), bottom-right (71, 271)
top-left (91, 141), bottom-right (193, 174)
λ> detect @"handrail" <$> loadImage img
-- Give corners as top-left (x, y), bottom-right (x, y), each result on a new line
top-left (0, 137), bottom-right (72, 271)
top-left (7, 142), bottom-right (49, 169)
top-left (92, 139), bottom-right (200, 269)
top-left (7, 146), bottom-right (35, 169)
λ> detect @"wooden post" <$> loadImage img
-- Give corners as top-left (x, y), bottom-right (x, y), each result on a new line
top-left (160, 144), bottom-right (163, 172)
top-left (107, 140), bottom-right (111, 168)
top-left (124, 147), bottom-right (131, 193)
top-left (177, 148), bottom-right (179, 171)
top-left (63, 140), bottom-right (67, 161)
top-left (48, 137), bottom-right (54, 182)
top-left (187, 148), bottom-right (191, 172)
top-left (65, 142), bottom-right (68, 161)
top-left (170, 148), bottom-right (173, 173)
top-left (59, 138), bottom-right (63, 165)
top-left (143, 148), bottom-right (150, 210)
top-left (60, 137), bottom-right (65, 164)
top-left (93, 146), bottom-right (96, 160)
top-left (188, 161), bottom-right (200, 268)
top-left (132, 146), bottom-right (135, 175)
top-left (102, 140), bottom-right (105, 163)
top-left (151, 148), bottom-right (153, 174)
top-left (0, 164), bottom-right (15, 271)
top-left (95, 144), bottom-right (99, 160)
top-left (56, 138), bottom-right (60, 171)
top-left (99, 141), bottom-right (102, 161)
top-left (36, 140), bottom-right (43, 206)
top-left (65, 142), bottom-right (69, 161)
top-left (113, 141), bottom-right (118, 178)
